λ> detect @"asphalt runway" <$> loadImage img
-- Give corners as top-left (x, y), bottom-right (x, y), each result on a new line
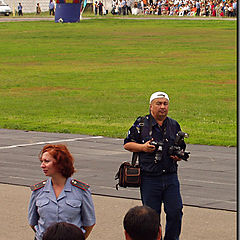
top-left (0, 128), bottom-right (236, 212)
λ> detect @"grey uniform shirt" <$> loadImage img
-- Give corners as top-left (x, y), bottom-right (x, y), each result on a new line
top-left (28, 177), bottom-right (96, 240)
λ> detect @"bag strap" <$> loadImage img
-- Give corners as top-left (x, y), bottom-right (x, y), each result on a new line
top-left (148, 114), bottom-right (153, 138)
top-left (131, 152), bottom-right (138, 166)
top-left (131, 115), bottom-right (149, 166)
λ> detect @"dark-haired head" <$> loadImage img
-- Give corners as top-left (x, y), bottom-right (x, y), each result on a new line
top-left (42, 222), bottom-right (85, 240)
top-left (123, 205), bottom-right (161, 240)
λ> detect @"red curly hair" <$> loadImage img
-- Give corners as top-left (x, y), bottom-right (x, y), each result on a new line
top-left (39, 144), bottom-right (75, 178)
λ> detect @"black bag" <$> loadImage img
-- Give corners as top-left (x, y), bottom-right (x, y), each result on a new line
top-left (115, 152), bottom-right (141, 190)
top-left (115, 116), bottom-right (146, 190)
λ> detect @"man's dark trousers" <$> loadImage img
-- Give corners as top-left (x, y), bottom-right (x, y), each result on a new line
top-left (140, 173), bottom-right (183, 240)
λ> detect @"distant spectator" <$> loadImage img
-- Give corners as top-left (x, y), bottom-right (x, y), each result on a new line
top-left (123, 206), bottom-right (161, 240)
top-left (233, 0), bottom-right (237, 16)
top-left (227, 3), bottom-right (233, 17)
top-left (178, 4), bottom-right (184, 16)
top-left (42, 222), bottom-right (85, 240)
top-left (224, 4), bottom-right (228, 16)
top-left (191, 5), bottom-right (197, 16)
top-left (118, 0), bottom-right (122, 14)
top-left (94, 1), bottom-right (98, 15)
top-left (211, 2), bottom-right (216, 17)
top-left (157, 0), bottom-right (161, 15)
top-left (196, 0), bottom-right (200, 16)
top-left (122, 0), bottom-right (127, 15)
top-left (98, 1), bottom-right (103, 15)
top-left (36, 3), bottom-right (41, 14)
top-left (49, 0), bottom-right (55, 15)
top-left (111, 0), bottom-right (116, 14)
top-left (18, 3), bottom-right (23, 16)
top-left (141, 0), bottom-right (144, 13)
top-left (102, 4), bottom-right (107, 15)
top-left (169, 4), bottom-right (174, 15)
top-left (127, 0), bottom-right (132, 14)
top-left (137, 1), bottom-right (142, 12)
top-left (115, 2), bottom-right (120, 14)
top-left (205, 4), bottom-right (209, 16)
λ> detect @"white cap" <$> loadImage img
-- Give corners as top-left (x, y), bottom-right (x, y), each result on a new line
top-left (149, 91), bottom-right (169, 103)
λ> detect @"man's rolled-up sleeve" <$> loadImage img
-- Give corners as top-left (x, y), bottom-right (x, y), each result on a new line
top-left (124, 120), bottom-right (141, 145)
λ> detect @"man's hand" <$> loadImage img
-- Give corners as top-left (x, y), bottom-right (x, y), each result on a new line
top-left (171, 155), bottom-right (182, 161)
top-left (124, 140), bottom-right (156, 153)
top-left (142, 140), bottom-right (156, 153)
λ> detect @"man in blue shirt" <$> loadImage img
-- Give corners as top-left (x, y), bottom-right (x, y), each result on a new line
top-left (18, 3), bottom-right (23, 16)
top-left (196, 0), bottom-right (200, 16)
top-left (49, 0), bottom-right (55, 15)
top-left (124, 91), bottom-right (186, 240)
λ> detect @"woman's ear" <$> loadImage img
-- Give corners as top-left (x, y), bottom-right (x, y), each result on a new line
top-left (157, 225), bottom-right (162, 240)
top-left (124, 230), bottom-right (132, 240)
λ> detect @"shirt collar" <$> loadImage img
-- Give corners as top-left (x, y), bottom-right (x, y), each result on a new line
top-left (150, 114), bottom-right (168, 127)
top-left (43, 177), bottom-right (72, 192)
top-left (64, 177), bottom-right (72, 192)
top-left (43, 178), bottom-right (51, 192)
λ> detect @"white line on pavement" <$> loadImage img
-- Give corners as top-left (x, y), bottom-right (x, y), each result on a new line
top-left (0, 136), bottom-right (103, 150)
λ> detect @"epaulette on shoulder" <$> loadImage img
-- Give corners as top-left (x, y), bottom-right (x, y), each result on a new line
top-left (30, 180), bottom-right (47, 191)
top-left (71, 179), bottom-right (90, 191)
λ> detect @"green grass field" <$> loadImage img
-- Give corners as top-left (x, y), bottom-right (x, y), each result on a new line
top-left (0, 19), bottom-right (236, 146)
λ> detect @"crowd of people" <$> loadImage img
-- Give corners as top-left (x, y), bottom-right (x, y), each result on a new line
top-left (94, 0), bottom-right (111, 15)
top-left (110, 0), bottom-right (237, 17)
top-left (111, 0), bottom-right (133, 15)
top-left (17, 0), bottom-right (237, 17)
top-left (16, 1), bottom-right (55, 16)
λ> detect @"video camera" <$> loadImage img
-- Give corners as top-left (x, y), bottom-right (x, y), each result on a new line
top-left (168, 131), bottom-right (190, 161)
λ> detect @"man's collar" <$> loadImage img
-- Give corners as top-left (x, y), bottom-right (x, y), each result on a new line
top-left (149, 114), bottom-right (168, 127)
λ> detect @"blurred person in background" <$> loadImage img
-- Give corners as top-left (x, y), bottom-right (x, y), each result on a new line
top-left (94, 1), bottom-right (98, 15)
top-left (36, 3), bottom-right (41, 14)
top-left (98, 1), bottom-right (103, 15)
top-left (18, 2), bottom-right (23, 16)
top-left (49, 0), bottom-right (55, 15)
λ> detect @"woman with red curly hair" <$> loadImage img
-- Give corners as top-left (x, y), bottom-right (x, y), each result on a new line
top-left (28, 144), bottom-right (96, 240)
